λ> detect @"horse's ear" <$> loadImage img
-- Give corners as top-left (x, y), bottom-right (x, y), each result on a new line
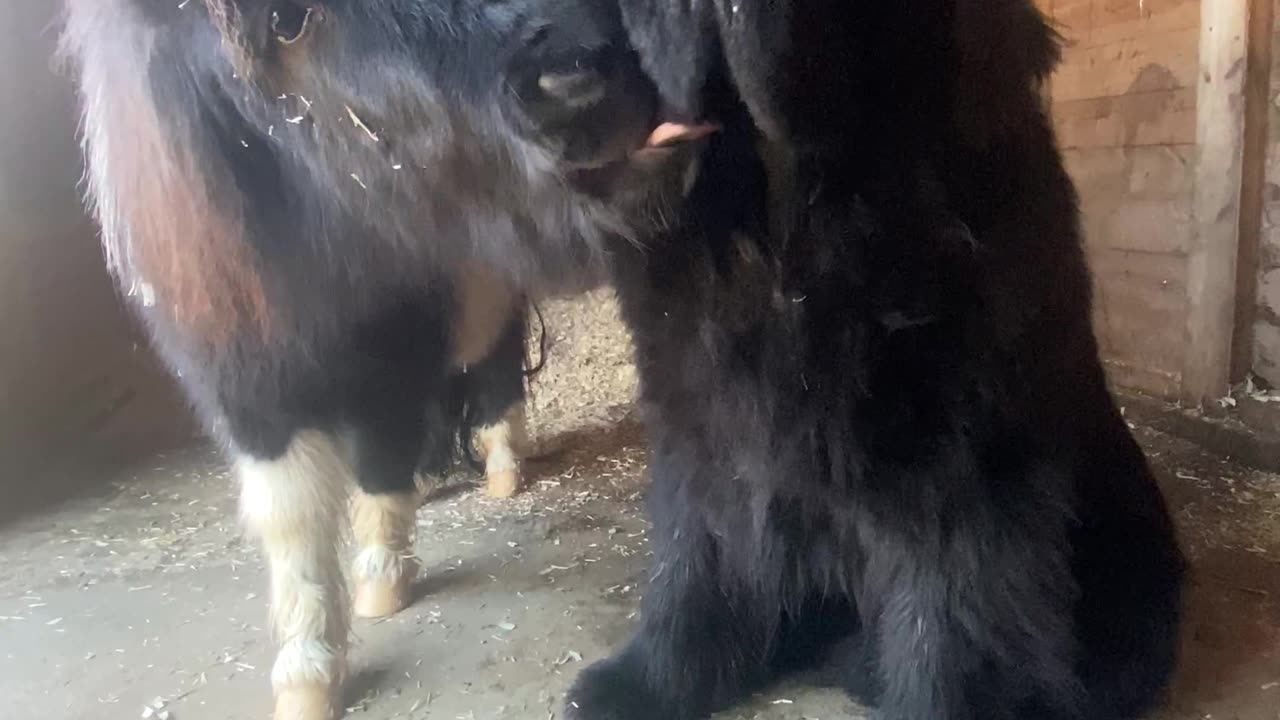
top-left (203, 0), bottom-right (258, 77)
top-left (618, 0), bottom-right (789, 139)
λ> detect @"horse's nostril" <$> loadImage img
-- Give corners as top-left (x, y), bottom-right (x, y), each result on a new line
top-left (537, 70), bottom-right (607, 108)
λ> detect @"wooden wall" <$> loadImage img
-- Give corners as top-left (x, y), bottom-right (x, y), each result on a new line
top-left (1038, 0), bottom-right (1202, 399)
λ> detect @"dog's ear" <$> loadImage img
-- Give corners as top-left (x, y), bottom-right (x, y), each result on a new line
top-left (616, 0), bottom-right (717, 117)
top-left (706, 0), bottom-right (789, 140)
top-left (952, 0), bottom-right (1063, 141)
top-left (618, 0), bottom-right (790, 139)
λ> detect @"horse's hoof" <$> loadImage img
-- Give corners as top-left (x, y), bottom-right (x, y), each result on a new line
top-left (353, 571), bottom-right (414, 618)
top-left (485, 469), bottom-right (521, 498)
top-left (274, 682), bottom-right (336, 720)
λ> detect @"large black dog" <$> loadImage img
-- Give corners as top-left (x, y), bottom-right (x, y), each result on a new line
top-left (559, 2), bottom-right (1187, 720)
top-left (63, 0), bottom-right (1184, 719)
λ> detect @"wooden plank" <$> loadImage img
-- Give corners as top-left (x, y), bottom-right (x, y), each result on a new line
top-left (1052, 28), bottom-right (1198, 102)
top-left (1183, 0), bottom-right (1250, 406)
top-left (1091, 251), bottom-right (1189, 377)
top-left (1063, 144), bottom-right (1195, 196)
top-left (1090, 246), bottom-right (1189, 283)
top-left (1231, 0), bottom-right (1274, 381)
top-left (1102, 360), bottom-right (1183, 398)
top-left (1089, 248), bottom-right (1188, 381)
top-left (1108, 199), bottom-right (1195, 253)
top-left (1064, 145), bottom-right (1195, 254)
top-left (1054, 87), bottom-right (1195, 148)
top-left (1091, 0), bottom-right (1201, 47)
top-left (1052, 0), bottom-right (1093, 43)
top-left (1050, 0), bottom-right (1199, 50)
top-left (1096, 0), bottom-right (1197, 27)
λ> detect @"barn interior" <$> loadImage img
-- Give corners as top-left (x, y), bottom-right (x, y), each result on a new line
top-left (2, 0), bottom-right (1279, 718)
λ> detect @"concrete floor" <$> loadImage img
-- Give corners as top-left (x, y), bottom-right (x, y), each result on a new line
top-left (2, 419), bottom-right (1279, 720)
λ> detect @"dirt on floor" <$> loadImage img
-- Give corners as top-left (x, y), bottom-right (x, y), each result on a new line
top-left (2, 296), bottom-right (1279, 720)
top-left (2, 418), bottom-right (1279, 720)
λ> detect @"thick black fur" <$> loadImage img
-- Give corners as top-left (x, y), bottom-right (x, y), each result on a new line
top-left (562, 2), bottom-right (1187, 719)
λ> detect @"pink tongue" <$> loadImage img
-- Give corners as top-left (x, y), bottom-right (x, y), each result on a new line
top-left (645, 121), bottom-right (719, 148)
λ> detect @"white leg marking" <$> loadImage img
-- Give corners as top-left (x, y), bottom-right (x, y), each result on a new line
top-left (350, 489), bottom-right (419, 618)
top-left (237, 430), bottom-right (350, 718)
top-left (475, 404), bottom-right (528, 498)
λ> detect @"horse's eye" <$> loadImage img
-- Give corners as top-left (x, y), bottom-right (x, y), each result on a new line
top-left (271, 3), bottom-right (316, 45)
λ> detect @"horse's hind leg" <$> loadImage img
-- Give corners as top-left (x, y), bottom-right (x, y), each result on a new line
top-left (347, 416), bottom-right (426, 620)
top-left (462, 310), bottom-right (530, 498)
top-left (345, 300), bottom-right (444, 619)
top-left (350, 488), bottom-right (419, 618)
top-left (476, 404), bottom-right (528, 498)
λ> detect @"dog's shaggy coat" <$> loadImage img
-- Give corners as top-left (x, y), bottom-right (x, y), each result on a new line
top-left (564, 1), bottom-right (1187, 719)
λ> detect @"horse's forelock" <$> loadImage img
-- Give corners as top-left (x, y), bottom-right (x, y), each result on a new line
top-left (203, 0), bottom-right (254, 76)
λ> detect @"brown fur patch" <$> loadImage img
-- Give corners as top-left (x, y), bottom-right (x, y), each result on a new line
top-left (70, 1), bottom-right (272, 345)
top-left (204, 0), bottom-right (254, 78)
top-left (451, 263), bottom-right (519, 368)
top-left (116, 73), bottom-right (271, 343)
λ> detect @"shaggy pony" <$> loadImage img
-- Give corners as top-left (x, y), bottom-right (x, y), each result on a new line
top-left (58, 0), bottom-right (625, 717)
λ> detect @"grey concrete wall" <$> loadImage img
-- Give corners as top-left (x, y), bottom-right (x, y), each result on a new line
top-left (0, 0), bottom-right (196, 492)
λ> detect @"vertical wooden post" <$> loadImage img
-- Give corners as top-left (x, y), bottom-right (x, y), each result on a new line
top-left (1230, 0), bottom-right (1274, 383)
top-left (1183, 0), bottom-right (1253, 408)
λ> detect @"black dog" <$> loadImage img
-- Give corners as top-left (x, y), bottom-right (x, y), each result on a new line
top-left (557, 2), bottom-right (1186, 719)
